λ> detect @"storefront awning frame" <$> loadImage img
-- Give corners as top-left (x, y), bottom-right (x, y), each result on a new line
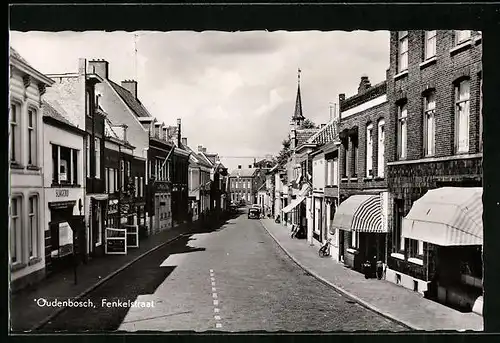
top-left (331, 194), bottom-right (385, 233)
top-left (402, 187), bottom-right (482, 246)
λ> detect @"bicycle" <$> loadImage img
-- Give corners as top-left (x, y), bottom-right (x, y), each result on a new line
top-left (318, 238), bottom-right (332, 257)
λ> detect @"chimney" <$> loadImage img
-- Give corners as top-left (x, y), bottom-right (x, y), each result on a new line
top-left (162, 126), bottom-right (168, 141)
top-left (238, 165), bottom-right (242, 169)
top-left (339, 93), bottom-right (346, 103)
top-left (321, 123), bottom-right (326, 128)
top-left (177, 118), bottom-right (181, 148)
top-left (198, 145), bottom-right (203, 152)
top-left (121, 80), bottom-right (138, 98)
top-left (182, 137), bottom-right (187, 146)
top-left (78, 58), bottom-right (86, 76)
top-left (122, 124), bottom-right (128, 142)
top-left (358, 75), bottom-right (371, 94)
top-left (88, 59), bottom-right (109, 79)
top-left (202, 147), bottom-right (207, 153)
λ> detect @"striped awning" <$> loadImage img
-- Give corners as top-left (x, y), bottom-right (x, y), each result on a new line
top-left (402, 187), bottom-right (482, 246)
top-left (332, 194), bottom-right (385, 233)
top-left (282, 196), bottom-right (306, 214)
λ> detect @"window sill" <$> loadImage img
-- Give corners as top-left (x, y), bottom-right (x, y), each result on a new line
top-left (408, 257), bottom-right (424, 266)
top-left (10, 262), bottom-right (27, 272)
top-left (450, 40), bottom-right (472, 56)
top-left (27, 165), bottom-right (41, 171)
top-left (419, 57), bottom-right (437, 69)
top-left (10, 162), bottom-right (24, 170)
top-left (349, 178), bottom-right (358, 182)
top-left (374, 176), bottom-right (385, 181)
top-left (363, 177), bottom-right (374, 182)
top-left (391, 252), bottom-right (405, 261)
top-left (393, 70), bottom-right (408, 80)
top-left (28, 257), bottom-right (42, 266)
top-left (347, 248), bottom-right (358, 255)
top-left (341, 177), bottom-right (349, 182)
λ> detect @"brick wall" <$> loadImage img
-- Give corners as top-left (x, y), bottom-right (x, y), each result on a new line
top-left (387, 30), bottom-right (482, 164)
top-left (339, 91), bottom-right (388, 196)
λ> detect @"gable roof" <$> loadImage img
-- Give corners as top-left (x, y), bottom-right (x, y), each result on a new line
top-left (229, 168), bottom-right (256, 178)
top-left (109, 80), bottom-right (152, 118)
top-left (304, 120), bottom-right (338, 146)
top-left (42, 100), bottom-right (74, 126)
top-left (185, 146), bottom-right (212, 168)
top-left (296, 128), bottom-right (318, 147)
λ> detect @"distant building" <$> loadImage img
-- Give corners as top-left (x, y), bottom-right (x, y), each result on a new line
top-left (229, 166), bottom-right (257, 205)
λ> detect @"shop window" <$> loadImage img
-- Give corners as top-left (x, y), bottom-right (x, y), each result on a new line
top-left (52, 144), bottom-right (79, 185)
top-left (350, 231), bottom-right (359, 249)
top-left (393, 199), bottom-right (405, 253)
top-left (409, 239), bottom-right (424, 259)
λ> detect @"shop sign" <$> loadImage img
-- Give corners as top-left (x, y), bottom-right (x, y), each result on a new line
top-left (155, 182), bottom-right (170, 193)
top-left (105, 227), bottom-right (127, 255)
top-left (49, 200), bottom-right (76, 210)
top-left (108, 199), bottom-right (119, 214)
top-left (55, 189), bottom-right (70, 198)
top-left (59, 222), bottom-right (73, 245)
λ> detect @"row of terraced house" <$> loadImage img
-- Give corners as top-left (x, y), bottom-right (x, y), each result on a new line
top-left (267, 30), bottom-right (483, 315)
top-left (9, 50), bottom-right (229, 292)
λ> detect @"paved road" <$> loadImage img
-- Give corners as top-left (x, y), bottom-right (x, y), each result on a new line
top-left (39, 210), bottom-right (406, 332)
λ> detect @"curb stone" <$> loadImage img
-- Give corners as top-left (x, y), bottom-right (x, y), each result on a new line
top-left (259, 219), bottom-right (418, 331)
top-left (30, 233), bottom-right (187, 332)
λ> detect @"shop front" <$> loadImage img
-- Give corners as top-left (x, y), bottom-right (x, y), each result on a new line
top-left (45, 186), bottom-right (86, 274)
top-left (401, 187), bottom-right (483, 314)
top-left (151, 181), bottom-right (172, 233)
top-left (332, 193), bottom-right (388, 273)
top-left (85, 194), bottom-right (108, 257)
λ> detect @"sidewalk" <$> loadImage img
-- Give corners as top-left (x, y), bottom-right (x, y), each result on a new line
top-left (10, 221), bottom-right (198, 332)
top-left (260, 219), bottom-right (484, 331)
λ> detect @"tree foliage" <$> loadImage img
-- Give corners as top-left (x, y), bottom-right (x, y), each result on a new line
top-left (299, 118), bottom-right (316, 129)
top-left (276, 138), bottom-right (291, 165)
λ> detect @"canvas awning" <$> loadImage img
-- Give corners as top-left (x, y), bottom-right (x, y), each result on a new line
top-left (89, 194), bottom-right (109, 201)
top-left (402, 187), bottom-right (482, 246)
top-left (282, 196), bottom-right (306, 214)
top-left (331, 194), bottom-right (385, 233)
top-left (293, 183), bottom-right (311, 197)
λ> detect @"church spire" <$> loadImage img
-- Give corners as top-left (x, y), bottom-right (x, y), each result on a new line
top-left (292, 68), bottom-right (305, 125)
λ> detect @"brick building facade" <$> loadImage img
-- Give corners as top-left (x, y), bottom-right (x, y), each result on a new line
top-left (334, 77), bottom-right (390, 273)
top-left (385, 30), bottom-right (482, 312)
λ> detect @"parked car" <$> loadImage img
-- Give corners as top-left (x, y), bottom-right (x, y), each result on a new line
top-left (248, 207), bottom-right (260, 219)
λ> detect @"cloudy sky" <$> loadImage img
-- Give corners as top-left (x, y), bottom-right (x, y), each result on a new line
top-left (10, 30), bottom-right (389, 171)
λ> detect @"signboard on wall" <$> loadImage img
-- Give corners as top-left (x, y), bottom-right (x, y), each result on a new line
top-left (124, 225), bottom-right (139, 248)
top-left (105, 227), bottom-right (127, 255)
top-left (380, 191), bottom-right (389, 232)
